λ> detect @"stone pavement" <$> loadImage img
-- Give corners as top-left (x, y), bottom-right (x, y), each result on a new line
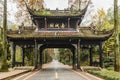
top-left (0, 68), bottom-right (31, 80)
top-left (23, 60), bottom-right (104, 80)
top-left (0, 62), bottom-right (104, 80)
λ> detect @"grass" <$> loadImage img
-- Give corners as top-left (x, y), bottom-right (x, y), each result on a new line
top-left (88, 69), bottom-right (120, 80)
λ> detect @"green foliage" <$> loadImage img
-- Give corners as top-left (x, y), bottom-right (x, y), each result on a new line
top-left (35, 9), bottom-right (51, 16)
top-left (25, 48), bottom-right (34, 66)
top-left (107, 6), bottom-right (120, 25)
top-left (42, 49), bottom-right (52, 63)
top-left (15, 46), bottom-right (22, 62)
top-left (91, 8), bottom-right (114, 31)
top-left (91, 4), bottom-right (120, 70)
top-left (0, 41), bottom-right (10, 71)
top-left (114, 0), bottom-right (120, 71)
top-left (80, 49), bottom-right (89, 66)
top-left (88, 70), bottom-right (120, 80)
top-left (10, 25), bottom-right (19, 31)
top-left (1, 0), bottom-right (8, 71)
top-left (103, 37), bottom-right (115, 57)
top-left (58, 48), bottom-right (72, 65)
top-left (0, 41), bottom-right (3, 57)
top-left (0, 41), bottom-right (11, 69)
top-left (103, 57), bottom-right (114, 68)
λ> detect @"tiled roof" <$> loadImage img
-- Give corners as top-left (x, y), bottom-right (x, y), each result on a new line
top-left (7, 27), bottom-right (113, 40)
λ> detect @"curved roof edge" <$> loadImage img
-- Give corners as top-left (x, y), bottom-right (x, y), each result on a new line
top-left (25, 0), bottom-right (90, 17)
top-left (7, 27), bottom-right (114, 41)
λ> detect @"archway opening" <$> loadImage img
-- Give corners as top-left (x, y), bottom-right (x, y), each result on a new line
top-left (41, 48), bottom-right (74, 66)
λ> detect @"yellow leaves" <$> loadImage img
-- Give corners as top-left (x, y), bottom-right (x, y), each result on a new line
top-left (27, 0), bottom-right (44, 9)
top-left (19, 0), bottom-right (24, 3)
top-left (17, 0), bottom-right (44, 9)
top-left (102, 20), bottom-right (114, 30)
top-left (11, 25), bottom-right (19, 31)
top-left (97, 8), bottom-right (106, 18)
top-left (28, 0), bottom-right (35, 6)
top-left (91, 8), bottom-right (108, 31)
top-left (92, 14), bottom-right (97, 19)
top-left (92, 8), bottom-right (106, 21)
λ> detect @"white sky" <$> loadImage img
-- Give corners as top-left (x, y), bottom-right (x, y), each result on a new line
top-left (44, 0), bottom-right (120, 10)
top-left (7, 0), bottom-right (120, 25)
top-left (44, 0), bottom-right (68, 10)
top-left (92, 0), bottom-right (114, 12)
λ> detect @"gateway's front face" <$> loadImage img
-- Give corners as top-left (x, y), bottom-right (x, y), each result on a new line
top-left (34, 16), bottom-right (80, 32)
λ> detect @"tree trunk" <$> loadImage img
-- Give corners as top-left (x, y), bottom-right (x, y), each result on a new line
top-left (1, 0), bottom-right (8, 71)
top-left (114, 0), bottom-right (120, 72)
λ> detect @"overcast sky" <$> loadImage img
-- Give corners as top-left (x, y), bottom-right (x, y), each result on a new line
top-left (44, 0), bottom-right (68, 10)
top-left (44, 0), bottom-right (120, 11)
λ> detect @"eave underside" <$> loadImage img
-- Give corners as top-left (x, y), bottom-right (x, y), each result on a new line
top-left (7, 33), bottom-right (112, 46)
top-left (7, 27), bottom-right (113, 46)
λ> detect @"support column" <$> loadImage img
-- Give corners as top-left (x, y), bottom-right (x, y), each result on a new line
top-left (40, 48), bottom-right (43, 69)
top-left (99, 42), bottom-right (103, 68)
top-left (77, 39), bottom-right (81, 69)
top-left (72, 48), bottom-right (75, 69)
top-left (34, 40), bottom-right (38, 69)
top-left (76, 20), bottom-right (78, 29)
top-left (22, 47), bottom-right (25, 66)
top-left (12, 43), bottom-right (16, 68)
top-left (68, 18), bottom-right (70, 29)
top-left (35, 20), bottom-right (39, 30)
top-left (89, 47), bottom-right (93, 66)
top-left (45, 18), bottom-right (47, 29)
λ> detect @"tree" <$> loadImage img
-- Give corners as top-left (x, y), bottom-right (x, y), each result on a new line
top-left (114, 0), bottom-right (120, 72)
top-left (58, 48), bottom-right (72, 65)
top-left (0, 0), bottom-right (8, 71)
top-left (91, 8), bottom-right (106, 31)
top-left (15, 0), bottom-right (44, 26)
top-left (0, 1), bottom-right (3, 17)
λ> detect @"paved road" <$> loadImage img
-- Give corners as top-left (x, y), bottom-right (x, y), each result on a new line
top-left (23, 60), bottom-right (87, 80)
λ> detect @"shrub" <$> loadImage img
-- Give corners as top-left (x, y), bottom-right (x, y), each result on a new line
top-left (88, 70), bottom-right (120, 80)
